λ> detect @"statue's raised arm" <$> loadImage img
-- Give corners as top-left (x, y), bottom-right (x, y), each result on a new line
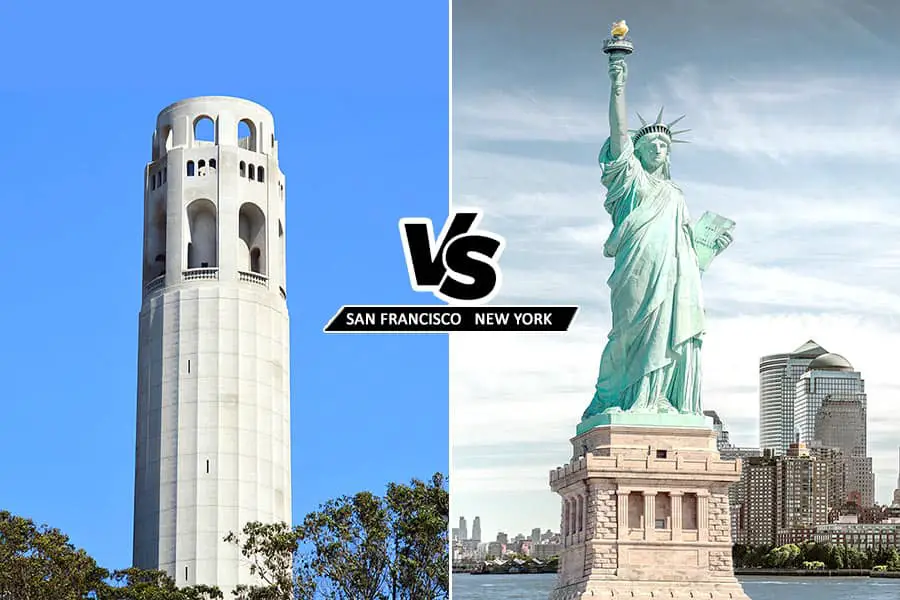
top-left (608, 56), bottom-right (629, 159)
top-left (605, 20), bottom-right (632, 159)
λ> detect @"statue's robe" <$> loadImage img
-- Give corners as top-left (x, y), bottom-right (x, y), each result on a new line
top-left (581, 136), bottom-right (705, 419)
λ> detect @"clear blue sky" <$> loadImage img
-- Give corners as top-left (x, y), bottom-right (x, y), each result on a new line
top-left (0, 0), bottom-right (448, 571)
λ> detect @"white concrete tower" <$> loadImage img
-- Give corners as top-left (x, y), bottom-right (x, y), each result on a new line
top-left (133, 96), bottom-right (291, 594)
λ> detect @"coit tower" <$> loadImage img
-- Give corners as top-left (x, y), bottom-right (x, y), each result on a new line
top-left (133, 96), bottom-right (291, 594)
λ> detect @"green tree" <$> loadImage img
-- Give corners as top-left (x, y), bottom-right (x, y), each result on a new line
top-left (0, 512), bottom-right (220, 600)
top-left (0, 510), bottom-right (108, 599)
top-left (2, 474), bottom-right (447, 600)
top-left (224, 523), bottom-right (301, 600)
top-left (226, 474), bottom-right (448, 600)
top-left (765, 544), bottom-right (801, 569)
top-left (296, 491), bottom-right (392, 599)
top-left (102, 568), bottom-right (222, 600)
top-left (385, 473), bottom-right (448, 600)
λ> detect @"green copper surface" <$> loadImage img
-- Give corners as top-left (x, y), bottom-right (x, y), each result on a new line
top-left (576, 412), bottom-right (714, 436)
top-left (579, 33), bottom-right (734, 431)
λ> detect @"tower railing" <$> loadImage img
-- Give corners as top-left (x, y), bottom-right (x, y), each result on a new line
top-left (183, 267), bottom-right (220, 281)
top-left (144, 274), bottom-right (166, 295)
top-left (239, 271), bottom-right (268, 287)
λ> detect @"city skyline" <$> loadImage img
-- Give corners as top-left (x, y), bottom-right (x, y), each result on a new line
top-left (451, 0), bottom-right (900, 541)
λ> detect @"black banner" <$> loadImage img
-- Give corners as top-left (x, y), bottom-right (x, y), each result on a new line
top-left (323, 305), bottom-right (579, 333)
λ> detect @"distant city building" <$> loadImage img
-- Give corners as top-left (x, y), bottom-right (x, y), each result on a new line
top-left (531, 527), bottom-right (542, 545)
top-left (472, 516), bottom-right (482, 542)
top-left (704, 410), bottom-right (731, 449)
top-left (737, 453), bottom-right (778, 546)
top-left (706, 408), bottom-right (762, 542)
top-left (532, 542), bottom-right (562, 560)
top-left (806, 446), bottom-right (846, 519)
top-left (736, 444), bottom-right (834, 546)
top-left (778, 444), bottom-right (830, 533)
top-left (815, 515), bottom-right (900, 550)
top-left (496, 532), bottom-right (508, 545)
top-left (719, 444), bottom-right (762, 542)
top-left (759, 340), bottom-right (829, 454)
top-left (893, 447), bottom-right (900, 508)
top-left (458, 516), bottom-right (468, 541)
top-left (794, 352), bottom-right (875, 507)
top-left (486, 541), bottom-right (504, 558)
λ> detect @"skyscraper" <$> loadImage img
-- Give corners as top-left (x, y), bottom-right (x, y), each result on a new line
top-left (758, 340), bottom-right (828, 454)
top-left (703, 410), bottom-right (731, 449)
top-left (458, 516), bottom-right (468, 541)
top-left (133, 97), bottom-right (292, 594)
top-left (795, 353), bottom-right (874, 507)
top-left (472, 516), bottom-right (482, 542)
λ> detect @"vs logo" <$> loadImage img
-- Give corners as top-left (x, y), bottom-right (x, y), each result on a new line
top-left (399, 210), bottom-right (506, 304)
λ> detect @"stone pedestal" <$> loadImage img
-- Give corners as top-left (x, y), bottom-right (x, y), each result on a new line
top-left (548, 420), bottom-right (751, 600)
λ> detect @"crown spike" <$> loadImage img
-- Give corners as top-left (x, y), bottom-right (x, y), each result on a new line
top-left (667, 114), bottom-right (687, 128)
top-left (636, 112), bottom-right (648, 126)
top-left (654, 106), bottom-right (665, 124)
top-left (671, 139), bottom-right (690, 144)
top-left (670, 129), bottom-right (691, 136)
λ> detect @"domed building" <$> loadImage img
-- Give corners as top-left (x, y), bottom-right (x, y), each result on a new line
top-left (807, 352), bottom-right (854, 372)
top-left (796, 351), bottom-right (874, 508)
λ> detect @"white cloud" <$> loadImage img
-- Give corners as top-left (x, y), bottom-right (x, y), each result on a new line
top-left (456, 73), bottom-right (900, 163)
top-left (451, 70), bottom-right (900, 540)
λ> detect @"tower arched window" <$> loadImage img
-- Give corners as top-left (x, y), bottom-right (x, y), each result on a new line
top-left (238, 202), bottom-right (267, 276)
top-left (198, 160), bottom-right (206, 177)
top-left (147, 199), bottom-right (167, 281)
top-left (248, 164), bottom-right (256, 181)
top-left (239, 161), bottom-right (246, 177)
top-left (238, 119), bottom-right (257, 152)
top-left (193, 116), bottom-right (215, 144)
top-left (186, 199), bottom-right (218, 269)
top-left (163, 167), bottom-right (167, 183)
top-left (209, 158), bottom-right (216, 169)
top-left (198, 159), bottom-right (206, 169)
top-left (257, 166), bottom-right (265, 183)
top-left (151, 175), bottom-right (156, 190)
top-left (187, 161), bottom-right (195, 177)
top-left (156, 171), bottom-right (162, 187)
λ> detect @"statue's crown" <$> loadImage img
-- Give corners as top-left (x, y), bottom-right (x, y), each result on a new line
top-left (631, 107), bottom-right (690, 145)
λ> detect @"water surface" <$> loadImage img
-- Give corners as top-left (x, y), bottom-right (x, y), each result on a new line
top-left (451, 573), bottom-right (900, 599)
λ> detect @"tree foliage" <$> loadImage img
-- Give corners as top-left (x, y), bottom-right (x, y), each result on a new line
top-left (0, 473), bottom-right (448, 600)
top-left (0, 510), bottom-right (108, 600)
top-left (384, 473), bottom-right (448, 599)
top-left (228, 473), bottom-right (449, 600)
top-left (0, 512), bottom-right (220, 600)
top-left (733, 542), bottom-right (900, 571)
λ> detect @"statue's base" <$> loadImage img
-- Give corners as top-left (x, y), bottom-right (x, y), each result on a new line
top-left (576, 411), bottom-right (713, 436)
top-left (548, 423), bottom-right (750, 600)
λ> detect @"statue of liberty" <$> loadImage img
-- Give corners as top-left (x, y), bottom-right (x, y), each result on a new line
top-left (580, 29), bottom-right (734, 423)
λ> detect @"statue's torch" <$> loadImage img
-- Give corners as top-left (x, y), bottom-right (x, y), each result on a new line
top-left (603, 19), bottom-right (634, 62)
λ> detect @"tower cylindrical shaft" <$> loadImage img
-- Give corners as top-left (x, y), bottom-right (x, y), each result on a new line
top-left (134, 97), bottom-right (291, 596)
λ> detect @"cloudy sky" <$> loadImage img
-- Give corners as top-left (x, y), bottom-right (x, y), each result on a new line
top-left (450, 0), bottom-right (900, 542)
